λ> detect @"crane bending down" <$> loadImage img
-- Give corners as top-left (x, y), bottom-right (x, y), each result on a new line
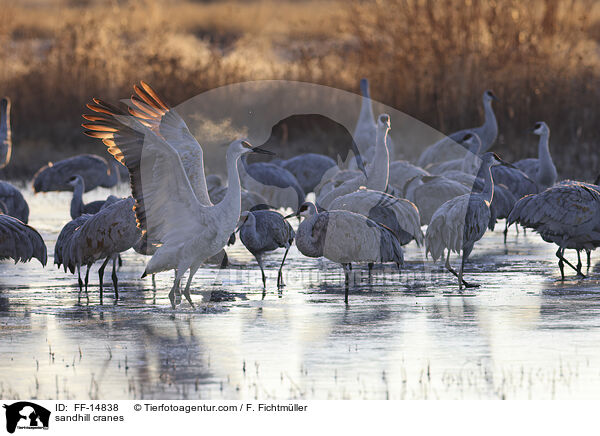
top-left (83, 90), bottom-right (274, 308)
top-left (33, 154), bottom-right (121, 193)
top-left (288, 201), bottom-right (404, 302)
top-left (425, 153), bottom-right (503, 289)
top-left (237, 209), bottom-right (295, 288)
top-left (0, 181), bottom-right (29, 223)
top-left (0, 214), bottom-right (46, 266)
top-left (507, 181), bottom-right (600, 279)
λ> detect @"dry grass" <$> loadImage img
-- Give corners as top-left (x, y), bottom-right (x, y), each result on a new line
top-left (0, 0), bottom-right (599, 179)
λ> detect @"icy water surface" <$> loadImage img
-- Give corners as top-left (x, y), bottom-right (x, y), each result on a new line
top-left (1, 186), bottom-right (600, 400)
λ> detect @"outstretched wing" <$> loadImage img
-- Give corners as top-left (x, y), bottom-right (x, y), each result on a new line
top-left (83, 99), bottom-right (202, 248)
top-left (123, 82), bottom-right (211, 206)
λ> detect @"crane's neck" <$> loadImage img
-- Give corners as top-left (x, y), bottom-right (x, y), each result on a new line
top-left (366, 126), bottom-right (389, 191)
top-left (0, 100), bottom-right (10, 142)
top-left (479, 100), bottom-right (498, 152)
top-left (296, 207), bottom-right (323, 257)
top-left (192, 148), bottom-right (211, 205)
top-left (461, 141), bottom-right (481, 174)
top-left (215, 150), bottom-right (244, 227)
top-left (358, 88), bottom-right (375, 129)
top-left (70, 180), bottom-right (85, 219)
top-left (536, 132), bottom-right (556, 187)
top-left (480, 162), bottom-right (495, 205)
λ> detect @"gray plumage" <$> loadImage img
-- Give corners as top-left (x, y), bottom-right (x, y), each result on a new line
top-left (208, 185), bottom-right (269, 213)
top-left (0, 97), bottom-right (12, 169)
top-left (327, 188), bottom-right (423, 246)
top-left (0, 214), bottom-right (46, 266)
top-left (405, 175), bottom-right (470, 225)
top-left (388, 160), bottom-right (430, 195)
top-left (0, 181), bottom-right (29, 223)
top-left (240, 160), bottom-right (305, 211)
top-left (238, 209), bottom-right (295, 288)
top-left (425, 153), bottom-right (502, 289)
top-left (317, 114), bottom-right (390, 209)
top-left (476, 161), bottom-right (538, 200)
top-left (507, 181), bottom-right (600, 279)
top-left (69, 197), bottom-right (142, 301)
top-left (68, 175), bottom-right (119, 219)
top-left (33, 154), bottom-right (121, 193)
top-left (275, 153), bottom-right (336, 194)
top-left (54, 214), bottom-right (92, 273)
top-left (417, 90), bottom-right (499, 168)
top-left (293, 201), bottom-right (403, 301)
top-left (514, 122), bottom-right (557, 191)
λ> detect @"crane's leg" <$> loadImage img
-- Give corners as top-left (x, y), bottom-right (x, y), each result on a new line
top-left (256, 254), bottom-right (267, 289)
top-left (118, 254), bottom-right (123, 268)
top-left (111, 256), bottom-right (119, 300)
top-left (168, 269), bottom-right (183, 309)
top-left (445, 250), bottom-right (477, 289)
top-left (84, 265), bottom-right (90, 296)
top-left (587, 249), bottom-right (592, 270)
top-left (555, 248), bottom-right (584, 278)
top-left (152, 273), bottom-right (156, 289)
top-left (342, 263), bottom-right (351, 303)
top-left (577, 251), bottom-right (583, 276)
top-left (277, 246), bottom-right (291, 288)
top-left (182, 262), bottom-right (200, 308)
top-left (77, 265), bottom-right (83, 295)
top-left (503, 221), bottom-right (508, 244)
top-left (368, 262), bottom-right (374, 282)
top-left (98, 257), bottom-right (111, 304)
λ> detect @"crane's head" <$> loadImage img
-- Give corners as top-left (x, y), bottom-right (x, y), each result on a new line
top-left (284, 201), bottom-right (317, 220)
top-left (480, 152), bottom-right (504, 168)
top-left (483, 90), bottom-right (499, 103)
top-left (231, 139), bottom-right (275, 157)
top-left (377, 114), bottom-right (391, 130)
top-left (531, 121), bottom-right (549, 136)
top-left (459, 132), bottom-right (482, 154)
top-left (66, 175), bottom-right (83, 187)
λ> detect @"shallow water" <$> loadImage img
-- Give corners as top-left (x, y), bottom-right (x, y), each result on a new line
top-left (1, 186), bottom-right (600, 400)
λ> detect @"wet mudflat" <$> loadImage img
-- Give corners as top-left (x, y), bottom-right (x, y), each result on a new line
top-left (1, 187), bottom-right (600, 400)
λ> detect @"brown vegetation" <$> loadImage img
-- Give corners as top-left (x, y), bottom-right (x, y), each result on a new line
top-left (0, 0), bottom-right (599, 179)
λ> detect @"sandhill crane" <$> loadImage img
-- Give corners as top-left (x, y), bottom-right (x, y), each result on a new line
top-left (0, 181), bottom-right (29, 223)
top-left (388, 160), bottom-right (430, 195)
top-left (54, 214), bottom-right (93, 292)
top-left (83, 94), bottom-right (274, 308)
top-left (417, 90), bottom-right (499, 168)
top-left (237, 209), bottom-right (295, 288)
top-left (0, 214), bottom-right (46, 266)
top-left (0, 97), bottom-right (12, 169)
top-left (289, 201), bottom-right (403, 302)
top-left (239, 159), bottom-right (305, 211)
top-left (405, 175), bottom-right (470, 225)
top-left (427, 133), bottom-right (482, 175)
top-left (327, 188), bottom-right (423, 246)
top-left (68, 197), bottom-right (142, 302)
top-left (33, 154), bottom-right (121, 193)
top-left (274, 153), bottom-right (336, 194)
top-left (476, 157), bottom-right (537, 200)
top-left (508, 181), bottom-right (600, 279)
top-left (317, 113), bottom-right (390, 209)
top-left (514, 122), bottom-right (557, 191)
top-left (353, 78), bottom-right (377, 160)
top-left (209, 185), bottom-right (269, 212)
top-left (68, 175), bottom-right (119, 219)
top-left (425, 153), bottom-right (503, 289)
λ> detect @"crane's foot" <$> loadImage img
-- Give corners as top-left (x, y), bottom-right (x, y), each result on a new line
top-left (462, 281), bottom-right (480, 288)
top-left (277, 272), bottom-right (285, 288)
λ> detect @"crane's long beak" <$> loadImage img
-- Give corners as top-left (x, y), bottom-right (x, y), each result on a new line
top-left (283, 211), bottom-right (297, 219)
top-left (251, 146), bottom-right (275, 156)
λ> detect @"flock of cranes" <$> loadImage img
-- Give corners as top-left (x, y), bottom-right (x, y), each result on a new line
top-left (0, 78), bottom-right (599, 307)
